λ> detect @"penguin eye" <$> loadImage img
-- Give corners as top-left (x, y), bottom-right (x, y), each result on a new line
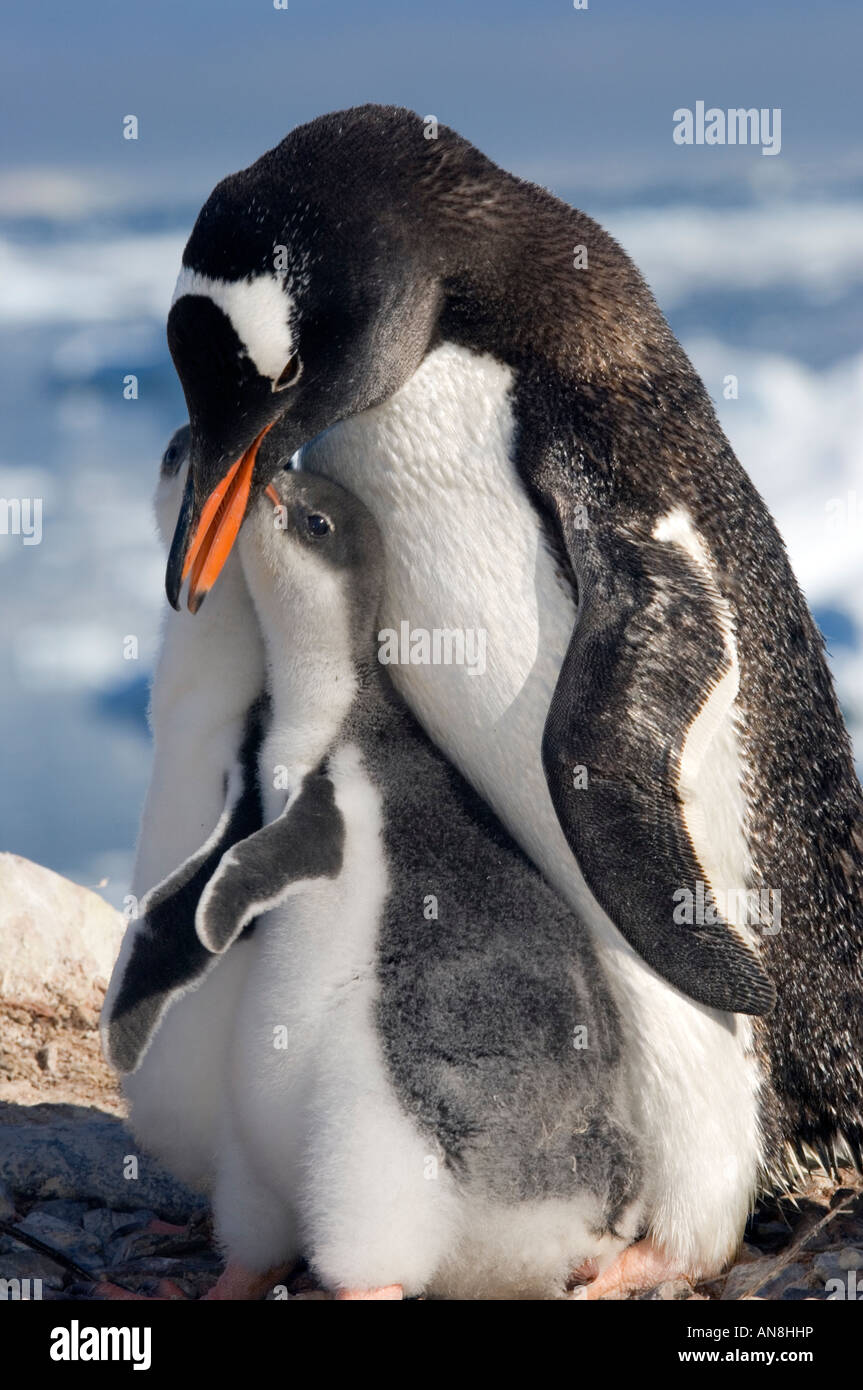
top-left (161, 440), bottom-right (184, 476)
top-left (306, 513), bottom-right (331, 538)
top-left (273, 354), bottom-right (302, 391)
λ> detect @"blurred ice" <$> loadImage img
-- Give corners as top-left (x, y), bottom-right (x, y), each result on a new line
top-left (604, 203), bottom-right (863, 308)
top-left (0, 232), bottom-right (183, 324)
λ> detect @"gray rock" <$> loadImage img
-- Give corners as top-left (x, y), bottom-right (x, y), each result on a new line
top-left (0, 853), bottom-right (124, 1014)
top-left (750, 1221), bottom-right (792, 1254)
top-left (813, 1252), bottom-right (844, 1284)
top-left (16, 1210), bottom-right (103, 1261)
top-left (722, 1254), bottom-right (811, 1301)
top-left (112, 1254), bottom-right (219, 1276)
top-left (640, 1279), bottom-right (699, 1301)
top-left (175, 1274), bottom-right (214, 1298)
top-left (82, 1207), bottom-right (154, 1242)
top-left (838, 1247), bottom-right (863, 1271)
top-left (30, 1198), bottom-right (91, 1225)
top-left (738, 1241), bottom-right (765, 1262)
top-left (94, 1270), bottom-right (161, 1295)
top-left (0, 1248), bottom-right (67, 1290)
top-left (0, 1113), bottom-right (205, 1223)
top-left (105, 1271), bottom-right (199, 1299)
top-left (109, 1229), bottom-right (205, 1265)
top-left (0, 1178), bottom-right (16, 1221)
top-left (721, 1258), bottom-right (770, 1300)
top-left (757, 1262), bottom-right (809, 1298)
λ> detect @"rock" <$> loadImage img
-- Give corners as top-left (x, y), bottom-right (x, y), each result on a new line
top-left (172, 1271), bottom-right (216, 1298)
top-left (0, 854), bottom-right (123, 1012)
top-left (82, 1207), bottom-right (154, 1243)
top-left (0, 1247), bottom-right (68, 1289)
top-left (749, 1221), bottom-right (791, 1254)
top-left (813, 1252), bottom-right (844, 1283)
top-left (108, 1256), bottom-right (200, 1279)
top-left (15, 1210), bottom-right (102, 1262)
top-left (640, 1279), bottom-right (703, 1300)
top-left (31, 1198), bottom-right (91, 1225)
top-left (110, 1228), bottom-right (206, 1264)
top-left (736, 1241), bottom-right (768, 1264)
top-left (721, 1257), bottom-right (770, 1300)
top-left (91, 1269), bottom-right (163, 1295)
top-left (0, 855), bottom-right (125, 1112)
top-left (99, 1269), bottom-right (201, 1299)
top-left (35, 1044), bottom-right (57, 1073)
top-left (109, 1255), bottom-right (219, 1280)
top-left (722, 1254), bottom-right (811, 1300)
top-left (838, 1247), bottom-right (863, 1271)
top-left (757, 1262), bottom-right (809, 1298)
top-left (0, 1111), bottom-right (205, 1223)
top-left (0, 1177), bottom-right (16, 1221)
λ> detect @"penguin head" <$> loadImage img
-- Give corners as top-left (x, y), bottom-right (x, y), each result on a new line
top-left (153, 424), bottom-right (191, 549)
top-left (164, 104), bottom-right (486, 615)
top-left (237, 468), bottom-right (385, 669)
top-left (153, 418), bottom-right (297, 552)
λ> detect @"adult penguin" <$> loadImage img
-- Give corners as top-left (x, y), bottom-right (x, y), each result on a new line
top-left (162, 105), bottom-right (863, 1282)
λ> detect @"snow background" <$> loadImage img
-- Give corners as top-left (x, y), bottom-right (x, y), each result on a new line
top-left (1, 0), bottom-right (861, 905)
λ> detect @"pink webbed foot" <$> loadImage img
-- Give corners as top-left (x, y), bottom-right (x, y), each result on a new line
top-left (573, 1237), bottom-right (687, 1301)
top-left (202, 1260), bottom-right (291, 1301)
top-left (335, 1284), bottom-right (404, 1301)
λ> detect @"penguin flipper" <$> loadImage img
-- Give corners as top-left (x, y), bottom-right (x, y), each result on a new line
top-left (102, 705), bottom-right (266, 1074)
top-left (541, 501), bottom-right (775, 1016)
top-left (196, 770), bottom-right (346, 954)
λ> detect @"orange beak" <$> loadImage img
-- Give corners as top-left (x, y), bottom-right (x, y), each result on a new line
top-left (182, 423), bottom-right (274, 613)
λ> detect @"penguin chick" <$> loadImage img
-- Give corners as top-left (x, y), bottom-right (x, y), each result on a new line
top-left (187, 471), bottom-right (682, 1299)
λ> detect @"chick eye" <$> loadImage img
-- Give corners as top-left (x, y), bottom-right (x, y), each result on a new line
top-left (306, 513), bottom-right (331, 538)
top-left (160, 440), bottom-right (184, 476)
top-left (273, 354), bottom-right (302, 391)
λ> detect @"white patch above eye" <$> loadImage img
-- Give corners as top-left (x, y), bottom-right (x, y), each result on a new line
top-left (172, 267), bottom-right (296, 382)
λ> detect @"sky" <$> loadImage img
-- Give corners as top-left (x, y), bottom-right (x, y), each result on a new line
top-left (3, 1), bottom-right (863, 203)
